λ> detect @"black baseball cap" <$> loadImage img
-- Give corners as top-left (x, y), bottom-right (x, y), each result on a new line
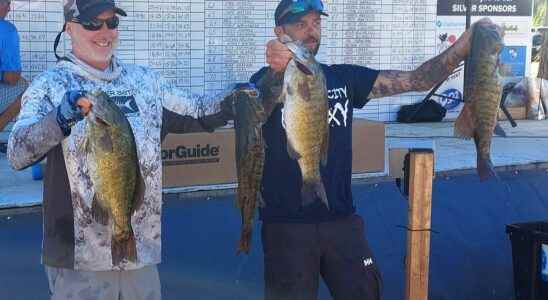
top-left (275, 0), bottom-right (328, 26)
top-left (64, 0), bottom-right (126, 22)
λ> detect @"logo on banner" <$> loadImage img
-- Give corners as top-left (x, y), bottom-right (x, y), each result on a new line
top-left (501, 23), bottom-right (519, 33)
top-left (438, 33), bottom-right (457, 53)
top-left (438, 88), bottom-right (463, 110)
top-left (162, 144), bottom-right (221, 166)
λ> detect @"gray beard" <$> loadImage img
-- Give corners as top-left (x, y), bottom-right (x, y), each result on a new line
top-left (66, 52), bottom-right (122, 81)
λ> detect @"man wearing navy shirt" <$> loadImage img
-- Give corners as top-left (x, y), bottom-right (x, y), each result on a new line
top-left (0, 0), bottom-right (27, 130)
top-left (251, 0), bottom-right (494, 299)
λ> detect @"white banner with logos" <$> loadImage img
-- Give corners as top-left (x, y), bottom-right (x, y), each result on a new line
top-left (435, 0), bottom-right (533, 119)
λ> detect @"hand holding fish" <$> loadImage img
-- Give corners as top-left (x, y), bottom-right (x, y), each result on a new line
top-left (56, 90), bottom-right (92, 136)
top-left (454, 18), bottom-right (502, 61)
top-left (77, 97), bottom-right (92, 116)
top-left (454, 17), bottom-right (506, 181)
top-left (232, 85), bottom-right (265, 254)
top-left (266, 38), bottom-right (293, 72)
top-left (218, 83), bottom-right (260, 119)
top-left (84, 90), bottom-right (142, 266)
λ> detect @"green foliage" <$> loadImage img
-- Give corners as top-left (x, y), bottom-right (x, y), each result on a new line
top-left (533, 0), bottom-right (547, 27)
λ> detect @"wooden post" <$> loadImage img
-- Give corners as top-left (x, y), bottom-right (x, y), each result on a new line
top-left (405, 149), bottom-right (434, 300)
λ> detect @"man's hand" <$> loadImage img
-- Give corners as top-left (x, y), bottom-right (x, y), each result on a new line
top-left (56, 90), bottom-right (91, 136)
top-left (266, 39), bottom-right (293, 72)
top-left (453, 18), bottom-right (501, 61)
top-left (219, 83), bottom-right (260, 119)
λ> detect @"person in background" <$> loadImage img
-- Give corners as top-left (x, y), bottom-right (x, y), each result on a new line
top-left (0, 0), bottom-right (27, 132)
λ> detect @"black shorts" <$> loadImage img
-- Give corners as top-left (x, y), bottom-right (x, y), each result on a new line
top-left (261, 214), bottom-right (382, 300)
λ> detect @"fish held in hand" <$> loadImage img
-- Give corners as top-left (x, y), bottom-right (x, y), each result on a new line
top-left (454, 21), bottom-right (505, 181)
top-left (282, 37), bottom-right (330, 208)
top-left (232, 84), bottom-right (266, 254)
top-left (84, 90), bottom-right (144, 266)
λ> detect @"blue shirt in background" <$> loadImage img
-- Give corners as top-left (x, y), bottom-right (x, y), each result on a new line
top-left (0, 19), bottom-right (22, 79)
top-left (250, 64), bottom-right (379, 223)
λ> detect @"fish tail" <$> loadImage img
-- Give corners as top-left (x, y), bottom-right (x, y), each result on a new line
top-left (236, 227), bottom-right (252, 255)
top-left (477, 156), bottom-right (498, 182)
top-left (301, 180), bottom-right (329, 210)
top-left (111, 227), bottom-right (137, 266)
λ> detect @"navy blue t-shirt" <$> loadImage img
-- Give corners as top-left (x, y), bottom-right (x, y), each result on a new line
top-left (250, 64), bottom-right (379, 223)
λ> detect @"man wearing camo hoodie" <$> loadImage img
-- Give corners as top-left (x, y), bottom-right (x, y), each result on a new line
top-left (6, 0), bottom-right (249, 299)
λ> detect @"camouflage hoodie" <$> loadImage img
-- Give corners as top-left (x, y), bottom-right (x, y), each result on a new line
top-left (7, 54), bottom-right (226, 271)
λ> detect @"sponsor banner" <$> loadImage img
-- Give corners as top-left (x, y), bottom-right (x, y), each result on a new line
top-left (435, 3), bottom-right (533, 119)
top-left (437, 0), bottom-right (533, 17)
top-left (161, 120), bottom-right (385, 187)
top-left (500, 46), bottom-right (527, 77)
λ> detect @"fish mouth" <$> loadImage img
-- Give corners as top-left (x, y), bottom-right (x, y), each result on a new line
top-left (90, 113), bottom-right (111, 127)
top-left (95, 117), bottom-right (110, 127)
top-left (295, 61), bottom-right (313, 76)
top-left (239, 87), bottom-right (260, 98)
top-left (285, 42), bottom-right (314, 75)
top-left (246, 89), bottom-right (259, 98)
top-left (284, 41), bottom-right (313, 63)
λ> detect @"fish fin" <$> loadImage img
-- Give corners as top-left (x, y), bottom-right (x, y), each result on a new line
top-left (477, 156), bottom-right (498, 182)
top-left (257, 192), bottom-right (265, 208)
top-left (321, 123), bottom-right (329, 167)
top-left (236, 226), bottom-right (252, 255)
top-left (286, 139), bottom-right (301, 160)
top-left (132, 166), bottom-right (146, 213)
top-left (84, 135), bottom-right (90, 153)
top-left (494, 123), bottom-right (507, 137)
top-left (235, 185), bottom-right (248, 210)
top-left (279, 90), bottom-right (286, 104)
top-left (79, 127), bottom-right (90, 153)
top-left (271, 86), bottom-right (284, 103)
top-left (111, 228), bottom-right (137, 266)
top-left (454, 104), bottom-right (476, 139)
top-left (301, 180), bottom-right (329, 210)
top-left (91, 194), bottom-right (109, 225)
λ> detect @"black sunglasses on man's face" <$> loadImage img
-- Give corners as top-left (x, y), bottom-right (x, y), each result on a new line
top-left (73, 15), bottom-right (119, 31)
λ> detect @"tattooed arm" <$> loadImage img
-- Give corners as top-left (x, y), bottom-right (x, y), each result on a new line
top-left (367, 19), bottom-right (499, 99)
top-left (369, 36), bottom-right (469, 99)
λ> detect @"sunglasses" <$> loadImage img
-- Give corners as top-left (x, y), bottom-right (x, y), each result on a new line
top-left (73, 15), bottom-right (119, 31)
top-left (278, 0), bottom-right (324, 21)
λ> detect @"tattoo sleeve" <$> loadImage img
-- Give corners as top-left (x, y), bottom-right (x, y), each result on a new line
top-left (369, 35), bottom-right (469, 99)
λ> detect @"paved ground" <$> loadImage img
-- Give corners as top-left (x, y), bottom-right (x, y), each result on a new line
top-left (0, 152), bottom-right (42, 208)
